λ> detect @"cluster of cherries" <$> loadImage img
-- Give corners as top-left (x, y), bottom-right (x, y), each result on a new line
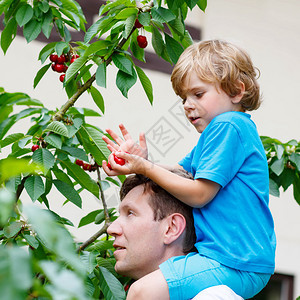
top-left (135, 19), bottom-right (148, 49)
top-left (50, 53), bottom-right (80, 82)
top-left (75, 159), bottom-right (97, 172)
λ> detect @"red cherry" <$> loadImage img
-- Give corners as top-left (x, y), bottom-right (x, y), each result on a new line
top-left (54, 64), bottom-right (65, 73)
top-left (113, 153), bottom-right (125, 166)
top-left (50, 54), bottom-right (58, 62)
top-left (107, 162), bottom-right (112, 170)
top-left (59, 74), bottom-right (65, 82)
top-left (75, 159), bottom-right (84, 166)
top-left (51, 63), bottom-right (56, 71)
top-left (63, 65), bottom-right (68, 72)
top-left (31, 144), bottom-right (40, 152)
top-left (135, 19), bottom-right (143, 28)
top-left (56, 55), bottom-right (66, 64)
top-left (82, 163), bottom-right (91, 171)
top-left (137, 35), bottom-right (147, 48)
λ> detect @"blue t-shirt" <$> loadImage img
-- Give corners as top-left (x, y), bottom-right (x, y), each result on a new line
top-left (179, 111), bottom-right (276, 274)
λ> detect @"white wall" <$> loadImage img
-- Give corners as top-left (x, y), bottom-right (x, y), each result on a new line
top-left (1, 0), bottom-right (300, 297)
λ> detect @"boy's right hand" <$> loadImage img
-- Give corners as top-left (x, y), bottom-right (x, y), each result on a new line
top-left (102, 123), bottom-right (148, 160)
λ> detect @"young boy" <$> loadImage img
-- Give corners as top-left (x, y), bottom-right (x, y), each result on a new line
top-left (102, 40), bottom-right (276, 299)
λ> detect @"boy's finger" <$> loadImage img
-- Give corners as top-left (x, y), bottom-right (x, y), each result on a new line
top-left (139, 132), bottom-right (148, 149)
top-left (119, 123), bottom-right (133, 141)
top-left (105, 128), bottom-right (124, 146)
top-left (102, 136), bottom-right (119, 151)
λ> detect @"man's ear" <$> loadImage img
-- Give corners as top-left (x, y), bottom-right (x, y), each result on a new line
top-left (232, 81), bottom-right (245, 104)
top-left (163, 213), bottom-right (186, 245)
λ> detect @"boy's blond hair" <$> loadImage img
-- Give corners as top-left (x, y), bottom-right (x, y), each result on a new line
top-left (171, 40), bottom-right (261, 111)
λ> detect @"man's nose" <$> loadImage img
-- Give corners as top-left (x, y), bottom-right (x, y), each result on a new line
top-left (107, 219), bottom-right (122, 236)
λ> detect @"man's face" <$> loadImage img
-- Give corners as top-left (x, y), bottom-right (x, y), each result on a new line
top-left (107, 185), bottom-right (168, 279)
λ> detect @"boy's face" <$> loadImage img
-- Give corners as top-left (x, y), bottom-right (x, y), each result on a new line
top-left (182, 71), bottom-right (242, 133)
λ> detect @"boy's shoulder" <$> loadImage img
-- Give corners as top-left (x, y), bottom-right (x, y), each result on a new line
top-left (213, 111), bottom-right (251, 124)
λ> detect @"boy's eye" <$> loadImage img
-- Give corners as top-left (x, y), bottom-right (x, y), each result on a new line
top-left (182, 98), bottom-right (186, 105)
top-left (195, 92), bottom-right (204, 98)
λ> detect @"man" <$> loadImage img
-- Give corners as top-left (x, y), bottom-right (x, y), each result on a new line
top-left (107, 169), bottom-right (243, 299)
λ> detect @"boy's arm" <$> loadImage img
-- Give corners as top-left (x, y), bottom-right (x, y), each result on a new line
top-left (103, 152), bottom-right (220, 208)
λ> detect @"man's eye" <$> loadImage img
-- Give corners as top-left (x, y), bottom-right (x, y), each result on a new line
top-left (127, 210), bottom-right (134, 216)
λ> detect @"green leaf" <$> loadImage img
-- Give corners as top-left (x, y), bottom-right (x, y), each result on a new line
top-left (54, 41), bottom-right (69, 57)
top-left (151, 7), bottom-right (176, 23)
top-left (115, 7), bottom-right (138, 20)
top-left (0, 188), bottom-right (15, 226)
top-left (0, 133), bottom-right (24, 148)
top-left (61, 146), bottom-right (88, 162)
top-left (44, 133), bottom-right (62, 149)
top-left (53, 179), bottom-right (82, 208)
top-left (165, 33), bottom-right (184, 64)
top-left (135, 65), bottom-right (153, 104)
top-left (3, 221), bottom-right (23, 238)
top-left (65, 55), bottom-right (88, 83)
top-left (289, 153), bottom-right (300, 170)
top-left (82, 125), bottom-right (111, 159)
top-left (130, 30), bottom-right (145, 62)
top-left (274, 144), bottom-right (284, 159)
top-left (269, 178), bottom-right (280, 197)
top-left (0, 0), bottom-right (14, 15)
top-left (168, 18), bottom-right (185, 37)
top-left (96, 62), bottom-right (107, 88)
top-left (84, 40), bottom-right (111, 57)
top-left (293, 174), bottom-right (300, 205)
top-left (0, 17), bottom-right (17, 54)
top-left (24, 175), bottom-right (45, 202)
top-left (0, 158), bottom-right (43, 183)
top-left (185, 0), bottom-right (199, 9)
top-left (270, 158), bottom-right (285, 176)
top-left (15, 4), bottom-right (33, 26)
top-left (33, 63), bottom-right (51, 88)
top-left (38, 41), bottom-right (57, 63)
top-left (138, 12), bottom-right (151, 26)
top-left (151, 25), bottom-right (165, 56)
top-left (84, 18), bottom-right (105, 43)
top-left (112, 53), bottom-right (133, 75)
top-left (116, 69), bottom-right (137, 98)
top-left (124, 14), bottom-right (135, 38)
top-left (197, 0), bottom-right (207, 12)
top-left (90, 86), bottom-right (105, 114)
top-left (78, 210), bottom-right (102, 227)
top-left (61, 161), bottom-right (99, 198)
top-left (96, 266), bottom-right (126, 300)
top-left (32, 148), bottom-right (55, 174)
top-left (46, 121), bottom-right (69, 137)
top-left (0, 245), bottom-right (32, 299)
top-left (23, 19), bottom-right (42, 43)
top-left (60, 0), bottom-right (80, 15)
top-left (42, 9), bottom-right (53, 39)
top-left (23, 234), bottom-right (39, 249)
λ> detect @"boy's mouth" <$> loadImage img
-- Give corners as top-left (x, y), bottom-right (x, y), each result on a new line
top-left (189, 117), bottom-right (200, 124)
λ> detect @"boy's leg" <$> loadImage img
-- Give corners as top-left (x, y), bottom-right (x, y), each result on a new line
top-left (127, 269), bottom-right (169, 300)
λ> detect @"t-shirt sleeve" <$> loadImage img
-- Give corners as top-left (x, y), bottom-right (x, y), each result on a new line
top-left (194, 122), bottom-right (246, 187)
top-left (178, 146), bottom-right (196, 174)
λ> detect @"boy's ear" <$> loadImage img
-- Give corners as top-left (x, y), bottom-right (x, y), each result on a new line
top-left (163, 213), bottom-right (186, 245)
top-left (231, 81), bottom-right (245, 104)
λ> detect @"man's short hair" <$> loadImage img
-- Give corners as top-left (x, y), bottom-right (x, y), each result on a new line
top-left (120, 169), bottom-right (196, 254)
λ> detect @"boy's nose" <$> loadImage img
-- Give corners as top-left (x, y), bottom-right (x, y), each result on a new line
top-left (183, 97), bottom-right (195, 110)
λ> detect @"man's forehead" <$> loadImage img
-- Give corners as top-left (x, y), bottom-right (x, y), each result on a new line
top-left (119, 185), bottom-right (150, 211)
